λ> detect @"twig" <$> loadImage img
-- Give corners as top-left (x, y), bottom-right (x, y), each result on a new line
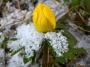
top-left (75, 9), bottom-right (86, 23)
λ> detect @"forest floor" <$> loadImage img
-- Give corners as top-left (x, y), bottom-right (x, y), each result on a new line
top-left (0, 0), bottom-right (90, 67)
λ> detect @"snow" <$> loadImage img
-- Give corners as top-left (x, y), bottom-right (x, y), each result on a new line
top-left (7, 23), bottom-right (68, 57)
top-left (0, 9), bottom-right (31, 29)
top-left (0, 49), bottom-right (4, 57)
top-left (0, 32), bottom-right (4, 43)
top-left (44, 0), bottom-right (68, 20)
top-left (8, 23), bottom-right (44, 57)
top-left (45, 32), bottom-right (68, 56)
top-left (7, 52), bottom-right (24, 67)
top-left (7, 23), bottom-right (69, 67)
top-left (6, 1), bottom-right (16, 13)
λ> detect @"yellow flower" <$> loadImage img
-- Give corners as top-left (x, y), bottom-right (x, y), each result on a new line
top-left (32, 3), bottom-right (56, 32)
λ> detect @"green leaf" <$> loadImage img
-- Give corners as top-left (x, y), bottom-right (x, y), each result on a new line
top-left (62, 30), bottom-right (77, 48)
top-left (10, 38), bottom-right (17, 41)
top-left (63, 48), bottom-right (76, 60)
top-left (32, 51), bottom-right (36, 64)
top-left (76, 48), bottom-right (86, 57)
top-left (80, 23), bottom-right (90, 30)
top-left (83, 0), bottom-right (90, 13)
top-left (23, 51), bottom-right (37, 64)
top-left (56, 48), bottom-right (86, 64)
top-left (0, 35), bottom-right (9, 49)
top-left (71, 0), bottom-right (80, 8)
top-left (0, 41), bottom-right (8, 48)
top-left (11, 48), bottom-right (23, 56)
top-left (23, 56), bottom-right (32, 64)
top-left (56, 57), bottom-right (65, 64)
top-left (56, 20), bottom-right (63, 30)
top-left (3, 0), bottom-right (8, 3)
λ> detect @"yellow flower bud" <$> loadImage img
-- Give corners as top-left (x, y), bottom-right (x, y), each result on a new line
top-left (32, 3), bottom-right (56, 32)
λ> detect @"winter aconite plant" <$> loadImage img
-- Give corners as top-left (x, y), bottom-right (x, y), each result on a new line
top-left (7, 3), bottom-right (69, 66)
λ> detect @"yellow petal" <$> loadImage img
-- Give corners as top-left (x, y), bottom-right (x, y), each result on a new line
top-left (32, 3), bottom-right (56, 32)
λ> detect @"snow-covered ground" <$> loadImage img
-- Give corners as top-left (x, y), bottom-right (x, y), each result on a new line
top-left (68, 21), bottom-right (90, 67)
top-left (0, 0), bottom-right (69, 67)
top-left (1, 0), bottom-right (90, 67)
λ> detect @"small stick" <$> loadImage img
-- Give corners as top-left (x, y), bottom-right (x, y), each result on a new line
top-left (75, 9), bottom-right (86, 24)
